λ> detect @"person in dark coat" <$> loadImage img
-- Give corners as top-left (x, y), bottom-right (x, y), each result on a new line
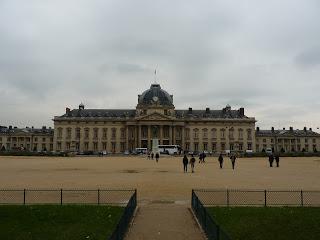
top-left (183, 155), bottom-right (189, 172)
top-left (275, 154), bottom-right (280, 167)
top-left (151, 152), bottom-right (154, 160)
top-left (230, 154), bottom-right (236, 170)
top-left (268, 154), bottom-right (274, 167)
top-left (155, 152), bottom-right (159, 162)
top-left (202, 152), bottom-right (206, 163)
top-left (190, 155), bottom-right (196, 173)
top-left (198, 153), bottom-right (203, 163)
top-left (218, 153), bottom-right (224, 169)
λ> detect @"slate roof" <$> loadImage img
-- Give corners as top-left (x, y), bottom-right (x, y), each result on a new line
top-left (0, 126), bottom-right (53, 135)
top-left (175, 109), bottom-right (249, 119)
top-left (256, 129), bottom-right (320, 137)
top-left (56, 108), bottom-right (250, 120)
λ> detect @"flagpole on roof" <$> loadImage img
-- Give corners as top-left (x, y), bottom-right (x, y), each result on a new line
top-left (154, 68), bottom-right (157, 84)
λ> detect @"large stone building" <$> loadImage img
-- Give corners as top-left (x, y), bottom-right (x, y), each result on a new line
top-left (0, 126), bottom-right (54, 152)
top-left (1, 84), bottom-right (319, 154)
top-left (53, 84), bottom-right (257, 153)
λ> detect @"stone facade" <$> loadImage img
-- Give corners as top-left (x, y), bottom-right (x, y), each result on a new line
top-left (255, 127), bottom-right (320, 153)
top-left (0, 126), bottom-right (54, 152)
top-left (53, 84), bottom-right (257, 153)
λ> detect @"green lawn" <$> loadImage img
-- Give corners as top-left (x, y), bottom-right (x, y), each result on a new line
top-left (207, 207), bottom-right (320, 240)
top-left (0, 205), bottom-right (124, 240)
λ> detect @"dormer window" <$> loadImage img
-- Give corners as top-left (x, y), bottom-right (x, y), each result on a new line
top-left (164, 109), bottom-right (168, 115)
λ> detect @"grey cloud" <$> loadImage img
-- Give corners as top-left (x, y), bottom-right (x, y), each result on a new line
top-left (295, 48), bottom-right (320, 67)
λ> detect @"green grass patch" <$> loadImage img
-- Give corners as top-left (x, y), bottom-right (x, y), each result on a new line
top-left (207, 207), bottom-right (320, 240)
top-left (0, 205), bottom-right (124, 240)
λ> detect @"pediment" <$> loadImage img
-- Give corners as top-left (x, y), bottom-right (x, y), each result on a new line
top-left (135, 112), bottom-right (175, 121)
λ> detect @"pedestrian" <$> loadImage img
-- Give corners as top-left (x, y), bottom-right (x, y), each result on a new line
top-left (218, 153), bottom-right (224, 169)
top-left (268, 154), bottom-right (274, 167)
top-left (155, 152), bottom-right (159, 162)
top-left (275, 154), bottom-right (280, 167)
top-left (230, 154), bottom-right (236, 170)
top-left (190, 155), bottom-right (196, 173)
top-left (183, 154), bottom-right (189, 173)
top-left (202, 152), bottom-right (206, 163)
top-left (199, 153), bottom-right (203, 163)
top-left (147, 151), bottom-right (151, 160)
top-left (151, 152), bottom-right (154, 160)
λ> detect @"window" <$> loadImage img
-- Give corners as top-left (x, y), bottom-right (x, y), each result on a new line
top-left (185, 143), bottom-right (190, 151)
top-left (194, 143), bottom-right (199, 151)
top-left (73, 128), bottom-right (80, 139)
top-left (230, 143), bottom-right (234, 151)
top-left (102, 128), bottom-right (108, 139)
top-left (212, 143), bottom-right (216, 151)
top-left (202, 128), bottom-right (208, 138)
top-left (112, 142), bottom-right (116, 152)
top-left (220, 129), bottom-right (225, 139)
top-left (57, 142), bottom-right (61, 151)
top-left (42, 143), bottom-right (46, 151)
top-left (203, 143), bottom-right (208, 151)
top-left (84, 142), bottom-right (89, 151)
top-left (42, 138), bottom-right (46, 142)
top-left (211, 128), bottom-right (217, 139)
top-left (93, 128), bottom-right (99, 139)
top-left (66, 128), bottom-right (72, 139)
top-left (66, 142), bottom-right (70, 150)
top-left (185, 129), bottom-right (190, 139)
top-left (221, 143), bottom-right (225, 151)
top-left (263, 139), bottom-right (266, 143)
top-left (239, 143), bottom-right (243, 151)
top-left (229, 128), bottom-right (234, 139)
top-left (163, 127), bottom-right (170, 138)
top-left (34, 137), bottom-right (38, 142)
top-left (93, 142), bottom-right (98, 151)
top-left (75, 143), bottom-right (80, 151)
top-left (84, 128), bottom-right (89, 139)
top-left (247, 129), bottom-right (252, 140)
top-left (193, 129), bottom-right (199, 139)
top-left (238, 129), bottom-right (243, 139)
top-left (164, 109), bottom-right (168, 115)
top-left (120, 142), bottom-right (125, 152)
top-left (121, 128), bottom-right (126, 138)
top-left (247, 143), bottom-right (252, 150)
top-left (102, 142), bottom-right (107, 150)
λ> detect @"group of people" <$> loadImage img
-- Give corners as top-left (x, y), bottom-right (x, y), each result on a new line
top-left (268, 154), bottom-right (280, 167)
top-left (218, 153), bottom-right (237, 170)
top-left (183, 154), bottom-right (196, 173)
top-left (147, 152), bottom-right (160, 162)
top-left (198, 152), bottom-right (207, 163)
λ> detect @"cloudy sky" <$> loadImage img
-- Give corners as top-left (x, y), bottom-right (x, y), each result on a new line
top-left (1, 0), bottom-right (320, 131)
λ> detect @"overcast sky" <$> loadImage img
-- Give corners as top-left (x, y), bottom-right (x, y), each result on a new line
top-left (0, 0), bottom-right (320, 131)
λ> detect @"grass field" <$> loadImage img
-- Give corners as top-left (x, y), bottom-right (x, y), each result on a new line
top-left (207, 207), bottom-right (320, 240)
top-left (0, 205), bottom-right (124, 240)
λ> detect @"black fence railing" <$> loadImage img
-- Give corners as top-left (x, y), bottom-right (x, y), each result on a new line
top-left (0, 189), bottom-right (135, 205)
top-left (109, 190), bottom-right (137, 240)
top-left (192, 190), bottom-right (231, 240)
top-left (193, 189), bottom-right (320, 207)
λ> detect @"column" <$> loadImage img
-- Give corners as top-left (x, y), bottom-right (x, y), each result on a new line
top-left (160, 125), bottom-right (163, 145)
top-left (169, 125), bottom-right (172, 145)
top-left (182, 127), bottom-right (185, 150)
top-left (148, 125), bottom-right (151, 149)
top-left (138, 125), bottom-right (141, 148)
top-left (126, 126), bottom-right (129, 151)
top-left (172, 126), bottom-right (176, 145)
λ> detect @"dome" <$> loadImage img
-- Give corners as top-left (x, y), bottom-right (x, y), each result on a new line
top-left (138, 84), bottom-right (174, 107)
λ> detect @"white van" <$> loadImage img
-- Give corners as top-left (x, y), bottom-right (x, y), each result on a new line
top-left (135, 148), bottom-right (147, 154)
top-left (265, 148), bottom-right (273, 155)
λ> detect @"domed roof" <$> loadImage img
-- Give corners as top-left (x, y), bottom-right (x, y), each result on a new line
top-left (138, 84), bottom-right (174, 107)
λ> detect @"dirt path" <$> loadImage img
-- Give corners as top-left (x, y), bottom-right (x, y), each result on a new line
top-left (125, 203), bottom-right (205, 240)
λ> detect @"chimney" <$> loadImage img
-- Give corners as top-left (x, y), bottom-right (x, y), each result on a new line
top-left (309, 128), bottom-right (312, 131)
top-left (14, 126), bottom-right (17, 129)
top-left (290, 127), bottom-right (293, 131)
top-left (205, 107), bottom-right (210, 113)
top-left (256, 127), bottom-right (260, 131)
top-left (283, 127), bottom-right (285, 130)
top-left (188, 107), bottom-right (192, 113)
top-left (42, 126), bottom-right (46, 130)
top-left (271, 127), bottom-right (274, 132)
top-left (9, 126), bottom-right (12, 130)
top-left (66, 107), bottom-right (71, 114)
top-left (79, 103), bottom-right (85, 110)
top-left (239, 107), bottom-right (244, 117)
top-left (304, 127), bottom-right (307, 132)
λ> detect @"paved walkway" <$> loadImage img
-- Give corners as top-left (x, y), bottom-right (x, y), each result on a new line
top-left (125, 202), bottom-right (205, 240)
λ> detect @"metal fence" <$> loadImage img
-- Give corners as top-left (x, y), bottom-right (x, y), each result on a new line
top-left (193, 189), bottom-right (320, 207)
top-left (0, 189), bottom-right (136, 205)
top-left (192, 190), bottom-right (231, 240)
top-left (109, 190), bottom-right (137, 240)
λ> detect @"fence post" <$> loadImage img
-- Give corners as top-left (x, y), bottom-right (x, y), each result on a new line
top-left (227, 189), bottom-right (230, 207)
top-left (60, 189), bottom-right (63, 205)
top-left (264, 190), bottom-right (267, 207)
top-left (97, 189), bottom-right (100, 205)
top-left (23, 189), bottom-right (26, 205)
top-left (300, 190), bottom-right (304, 207)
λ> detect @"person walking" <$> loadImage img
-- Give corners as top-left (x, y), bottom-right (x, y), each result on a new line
top-left (183, 154), bottom-right (189, 173)
top-left (218, 153), bottom-right (224, 169)
top-left (268, 154), bottom-right (274, 167)
top-left (155, 152), bottom-right (159, 163)
top-left (199, 153), bottom-right (203, 163)
top-left (151, 152), bottom-right (154, 160)
top-left (275, 154), bottom-right (280, 167)
top-left (190, 155), bottom-right (196, 173)
top-left (202, 152), bottom-right (206, 163)
top-left (230, 154), bottom-right (237, 170)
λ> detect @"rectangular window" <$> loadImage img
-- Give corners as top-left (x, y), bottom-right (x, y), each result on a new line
top-left (194, 143), bottom-right (199, 151)
top-left (111, 142), bottom-right (116, 152)
top-left (239, 143), bottom-right (243, 151)
top-left (120, 142), bottom-right (125, 152)
top-left (203, 143), bottom-right (208, 151)
top-left (76, 128), bottom-right (81, 139)
top-left (121, 128), bottom-right (126, 138)
top-left (248, 143), bottom-right (252, 150)
top-left (212, 143), bottom-right (216, 151)
top-left (112, 128), bottom-right (117, 139)
top-left (57, 142), bottom-right (61, 151)
top-left (66, 128), bottom-right (71, 139)
top-left (42, 143), bottom-right (46, 151)
top-left (85, 129), bottom-right (89, 139)
top-left (221, 143), bottom-right (225, 151)
top-left (93, 142), bottom-right (98, 151)
top-left (93, 128), bottom-right (99, 139)
top-left (84, 142), bottom-right (89, 151)
top-left (220, 129), bottom-right (225, 139)
top-left (102, 128), bottom-right (108, 139)
top-left (102, 142), bottom-right (107, 150)
top-left (185, 143), bottom-right (190, 151)
top-left (66, 142), bottom-right (70, 150)
top-left (185, 129), bottom-right (190, 139)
